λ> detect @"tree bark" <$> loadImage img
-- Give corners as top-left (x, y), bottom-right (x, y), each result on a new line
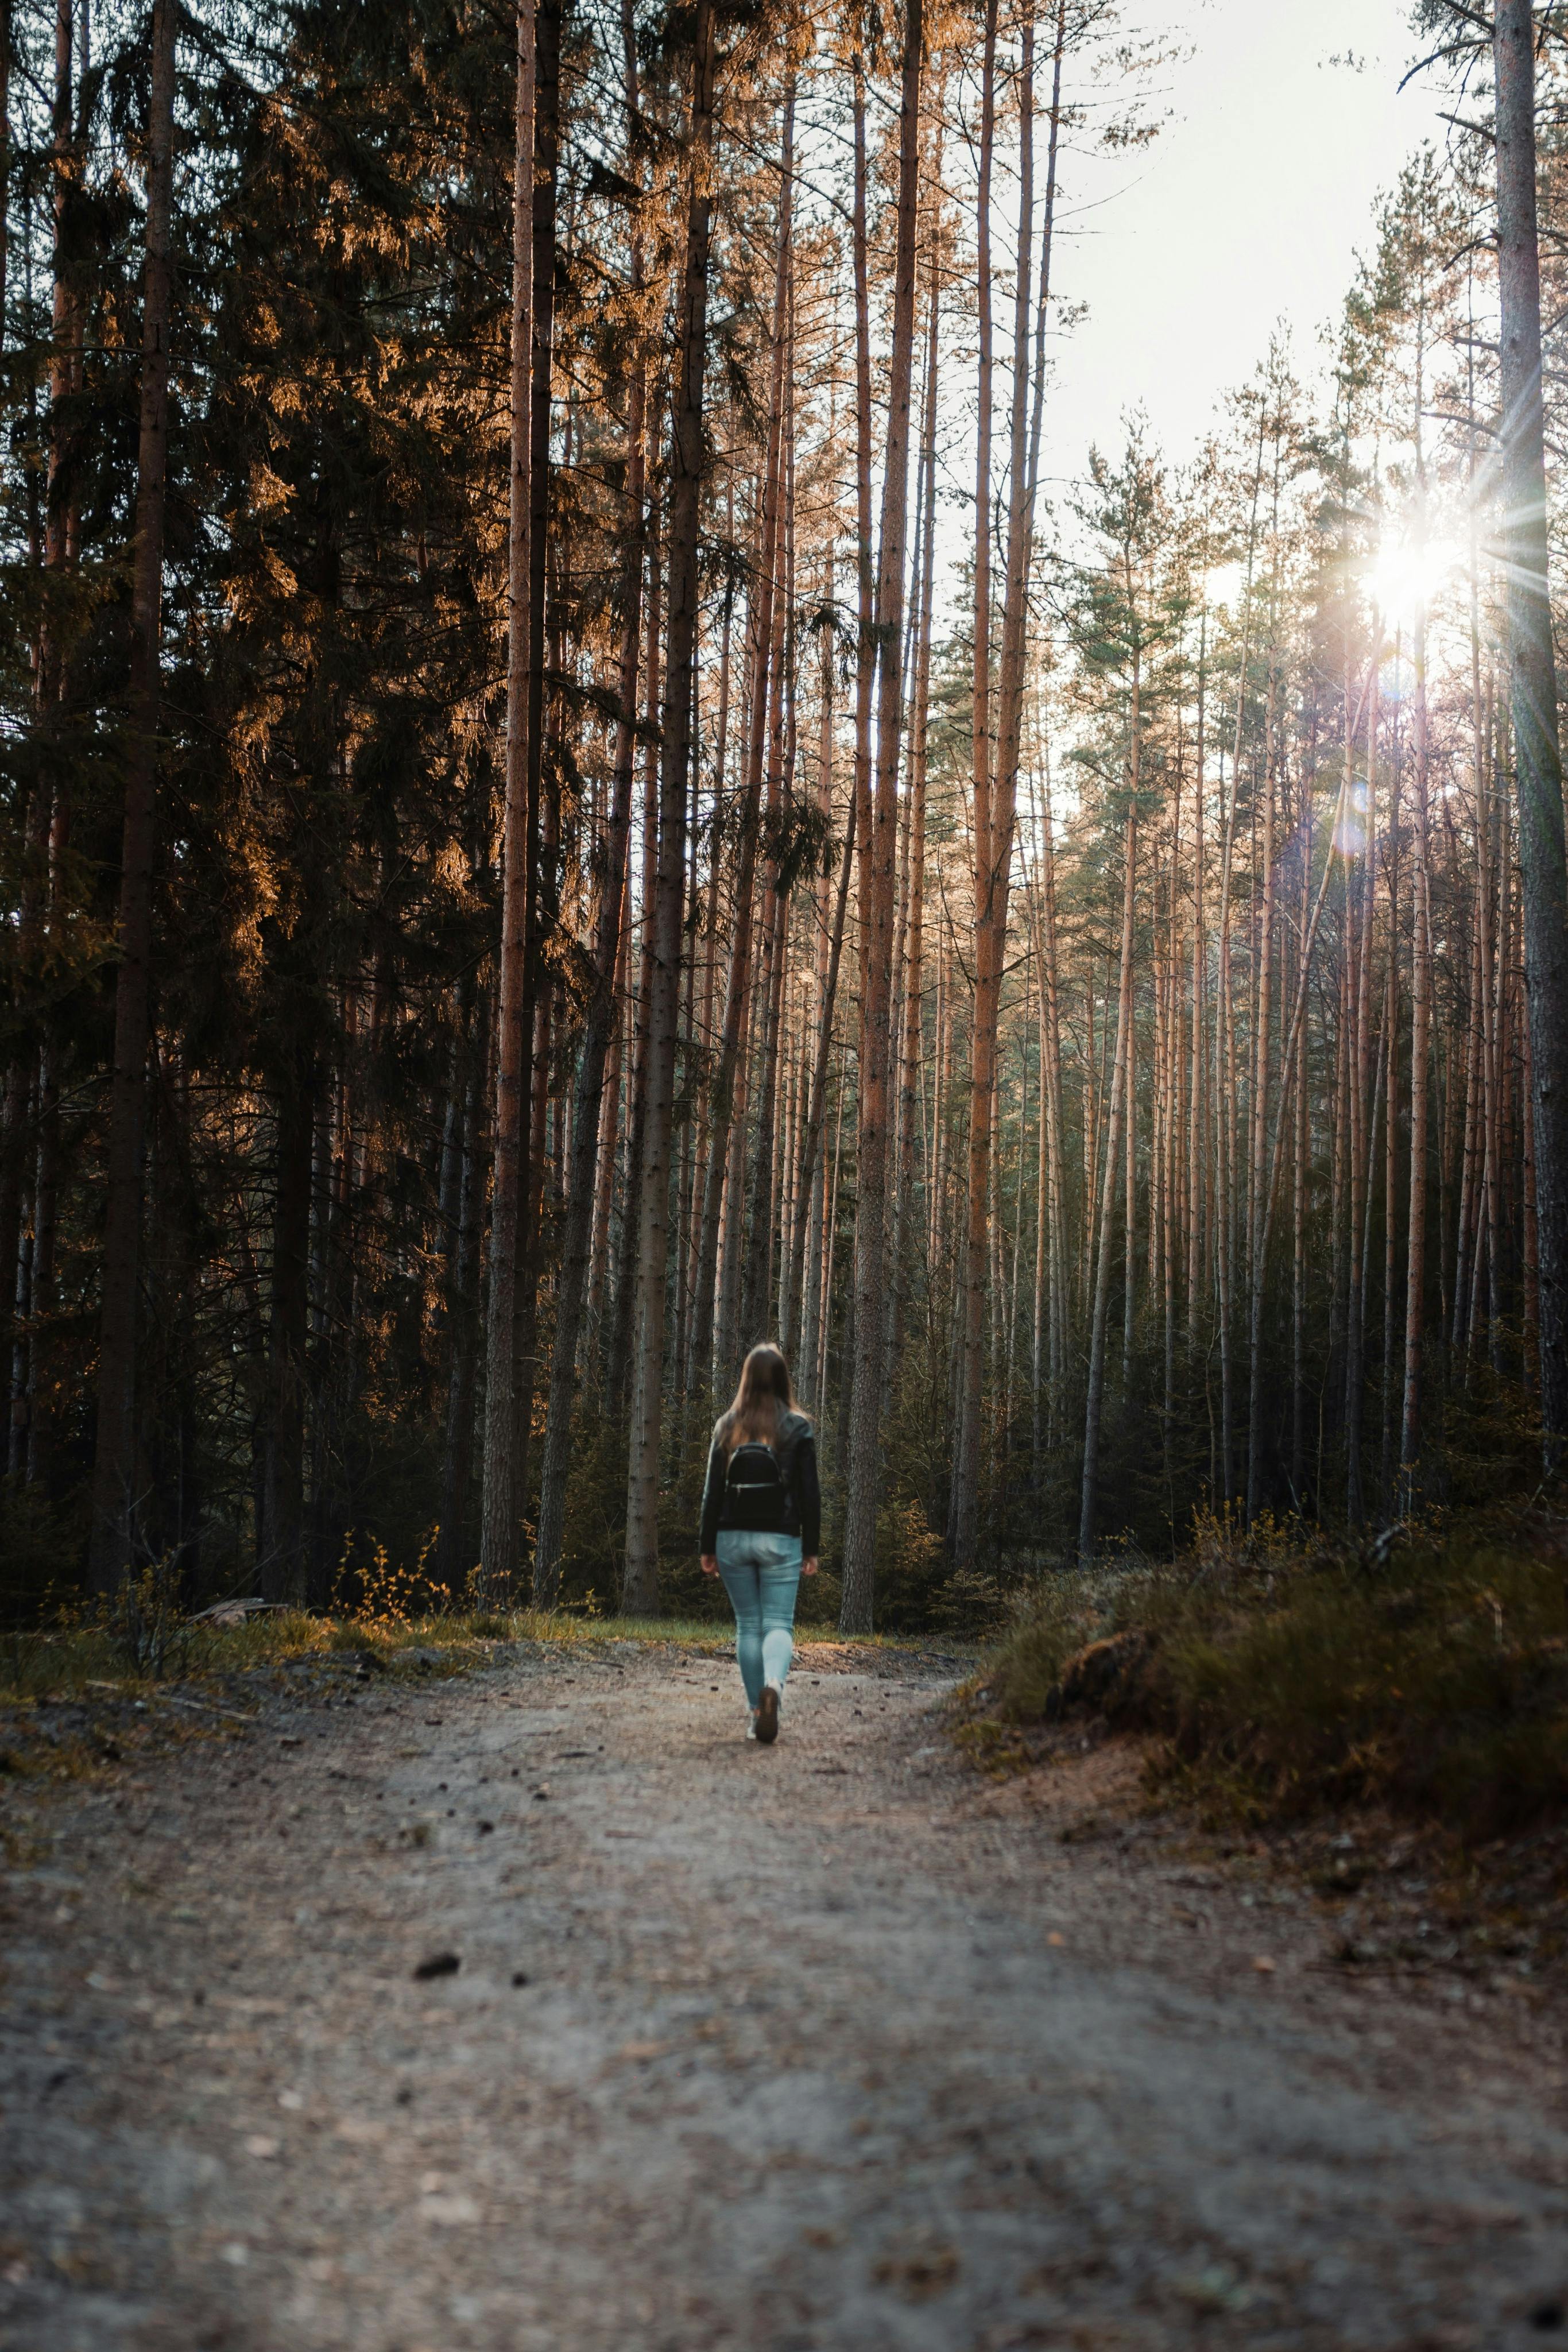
top-left (534, 44), bottom-right (646, 1597)
top-left (479, 0), bottom-right (537, 1595)
top-left (692, 114), bottom-right (792, 1387)
top-left (839, 0), bottom-right (922, 1633)
top-left (1493, 0), bottom-right (1568, 1462)
top-left (1401, 583), bottom-right (1433, 1494)
top-left (506, 0), bottom-right (563, 1531)
top-left (87, 0), bottom-right (178, 1588)
top-left (1079, 807), bottom-right (1137, 1560)
top-left (436, 988), bottom-right (491, 1589)
top-left (948, 0), bottom-right (998, 1563)
top-left (621, 0), bottom-right (717, 1612)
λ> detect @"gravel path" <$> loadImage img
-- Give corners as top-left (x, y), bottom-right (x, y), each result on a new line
top-left (3, 1638), bottom-right (1567, 2350)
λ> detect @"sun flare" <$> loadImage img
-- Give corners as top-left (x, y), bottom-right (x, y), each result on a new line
top-left (1365, 530), bottom-right (1466, 620)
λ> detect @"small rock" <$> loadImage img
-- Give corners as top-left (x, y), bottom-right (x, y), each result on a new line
top-left (244, 2134), bottom-right (280, 2158)
top-left (477, 1820), bottom-right (494, 1834)
top-left (512, 1971), bottom-right (530, 1987)
top-left (421, 2191), bottom-right (481, 2226)
top-left (1252, 1956), bottom-right (1276, 1975)
top-left (1531, 2302), bottom-right (1566, 2333)
top-left (192, 1597), bottom-right (279, 1627)
top-left (413, 1951), bottom-right (461, 1980)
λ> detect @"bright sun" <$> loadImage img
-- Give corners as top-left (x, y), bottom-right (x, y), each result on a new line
top-left (1365, 532), bottom-right (1466, 620)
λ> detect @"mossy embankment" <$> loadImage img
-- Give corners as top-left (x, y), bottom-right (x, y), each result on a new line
top-left (962, 1500), bottom-right (1568, 1844)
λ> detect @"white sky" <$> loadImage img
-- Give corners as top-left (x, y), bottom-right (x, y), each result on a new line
top-left (1036, 0), bottom-right (1450, 486)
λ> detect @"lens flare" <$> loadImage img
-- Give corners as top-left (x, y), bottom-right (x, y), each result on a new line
top-left (1366, 532), bottom-right (1464, 621)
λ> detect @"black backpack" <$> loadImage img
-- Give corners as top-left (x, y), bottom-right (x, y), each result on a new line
top-left (725, 1440), bottom-right (787, 1530)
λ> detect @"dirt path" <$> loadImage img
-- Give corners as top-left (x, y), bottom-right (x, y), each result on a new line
top-left (3, 1639), bottom-right (1567, 2351)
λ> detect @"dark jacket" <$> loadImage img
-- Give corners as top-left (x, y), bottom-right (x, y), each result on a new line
top-left (699, 1408), bottom-right (820, 1557)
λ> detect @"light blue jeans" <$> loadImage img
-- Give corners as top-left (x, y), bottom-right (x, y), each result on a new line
top-left (715, 1531), bottom-right (803, 1710)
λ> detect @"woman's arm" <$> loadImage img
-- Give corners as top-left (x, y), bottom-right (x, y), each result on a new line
top-left (698, 1432), bottom-right (725, 1565)
top-left (797, 1432), bottom-right (821, 1568)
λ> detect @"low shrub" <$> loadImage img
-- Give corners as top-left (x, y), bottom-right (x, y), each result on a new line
top-left (975, 1502), bottom-right (1568, 1838)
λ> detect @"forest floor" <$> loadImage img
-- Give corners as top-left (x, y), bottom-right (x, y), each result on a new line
top-left (2, 1634), bottom-right (1567, 2351)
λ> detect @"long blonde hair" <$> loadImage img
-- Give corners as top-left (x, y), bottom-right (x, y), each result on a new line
top-left (720, 1342), bottom-right (801, 1453)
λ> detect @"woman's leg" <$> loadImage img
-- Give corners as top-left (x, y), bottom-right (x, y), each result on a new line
top-left (715, 1538), bottom-right (765, 1710)
top-left (757, 1541), bottom-right (803, 1692)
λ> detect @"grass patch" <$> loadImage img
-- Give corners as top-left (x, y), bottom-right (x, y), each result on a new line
top-left (0, 1601), bottom-right (922, 1708)
top-left (970, 1502), bottom-right (1568, 1840)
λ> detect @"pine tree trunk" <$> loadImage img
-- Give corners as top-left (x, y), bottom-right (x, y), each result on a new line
top-left (1401, 583), bottom-right (1433, 1495)
top-left (1346, 653), bottom-right (1379, 1518)
top-left (783, 771), bottom-right (854, 1365)
top-left (886, 219), bottom-right (942, 1371)
top-left (261, 1061), bottom-right (316, 1598)
top-left (533, 101), bottom-right (646, 1597)
top-left (479, 0), bottom-right (537, 1595)
top-left (586, 858), bottom-right (630, 1358)
top-left (1079, 808), bottom-right (1137, 1560)
top-left (621, 0), bottom-right (717, 1612)
top-left (506, 0), bottom-right (563, 1533)
top-left (24, 0), bottom-right (82, 1495)
top-left (608, 562), bottom-right (661, 1418)
top-left (740, 322), bottom-right (795, 1344)
top-left (839, 0), bottom-right (922, 1633)
top-left (0, 0), bottom-right (10, 335)
top-left (1493, 0), bottom-right (1568, 1461)
top-left (436, 989), bottom-right (492, 1588)
top-left (87, 0), bottom-right (177, 1589)
top-left (1244, 717), bottom-right (1276, 1517)
top-left (693, 126), bottom-right (792, 1383)
top-left (948, 0), bottom-right (997, 1564)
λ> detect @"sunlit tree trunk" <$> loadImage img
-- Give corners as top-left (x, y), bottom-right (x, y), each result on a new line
top-left (622, 0), bottom-right (716, 1612)
top-left (741, 254), bottom-right (795, 1344)
top-left (1244, 710), bottom-right (1276, 1518)
top-left (1345, 650), bottom-right (1379, 1519)
top-left (1493, 0), bottom-right (1568, 1462)
top-left (1079, 806), bottom-right (1137, 1560)
top-left (508, 0), bottom-right (563, 1530)
top-left (1401, 581), bottom-right (1433, 1497)
top-left (586, 861), bottom-right (629, 1360)
top-left (479, 0), bottom-right (537, 1595)
top-left (948, 0), bottom-right (997, 1565)
top-left (887, 182), bottom-right (942, 1371)
top-left (535, 22), bottom-right (646, 1597)
top-left (694, 123), bottom-right (791, 1386)
top-left (782, 699), bottom-right (855, 1364)
top-left (839, 0), bottom-right (922, 1633)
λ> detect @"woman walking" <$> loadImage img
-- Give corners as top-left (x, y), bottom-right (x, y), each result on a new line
top-left (699, 1343), bottom-right (820, 1743)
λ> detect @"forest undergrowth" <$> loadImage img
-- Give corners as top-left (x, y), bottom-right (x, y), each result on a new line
top-left (966, 1478), bottom-right (1568, 1858)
